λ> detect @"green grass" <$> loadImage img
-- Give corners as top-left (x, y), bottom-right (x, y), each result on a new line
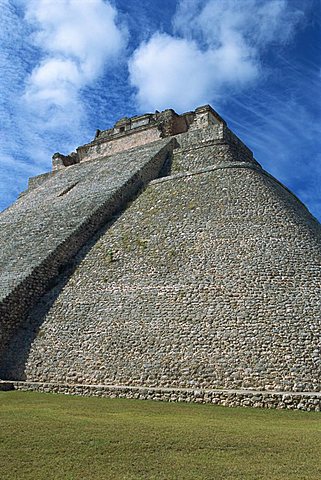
top-left (1, 392), bottom-right (321, 479)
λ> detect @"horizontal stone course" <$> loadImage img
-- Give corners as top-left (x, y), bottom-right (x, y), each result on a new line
top-left (3, 381), bottom-right (321, 411)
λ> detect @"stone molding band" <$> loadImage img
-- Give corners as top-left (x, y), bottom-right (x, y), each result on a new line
top-left (151, 162), bottom-right (311, 214)
top-left (1, 381), bottom-right (320, 412)
top-left (151, 161), bottom-right (262, 185)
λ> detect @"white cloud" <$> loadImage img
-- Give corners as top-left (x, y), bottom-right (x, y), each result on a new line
top-left (129, 0), bottom-right (303, 112)
top-left (25, 58), bottom-right (82, 107)
top-left (129, 35), bottom-right (212, 112)
top-left (129, 33), bottom-right (257, 112)
top-left (174, 0), bottom-right (301, 47)
top-left (24, 0), bottom-right (127, 115)
top-left (0, 0), bottom-right (128, 211)
top-left (27, 0), bottom-right (124, 64)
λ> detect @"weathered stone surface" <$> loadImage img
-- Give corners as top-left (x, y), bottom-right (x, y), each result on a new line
top-left (3, 381), bottom-right (321, 412)
top-left (0, 138), bottom-right (176, 367)
top-left (1, 104), bottom-right (321, 410)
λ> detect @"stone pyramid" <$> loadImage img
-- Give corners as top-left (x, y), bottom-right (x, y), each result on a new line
top-left (1, 105), bottom-right (321, 410)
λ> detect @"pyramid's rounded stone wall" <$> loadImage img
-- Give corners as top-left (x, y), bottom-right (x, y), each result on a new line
top-left (8, 164), bottom-right (321, 393)
top-left (172, 125), bottom-right (254, 173)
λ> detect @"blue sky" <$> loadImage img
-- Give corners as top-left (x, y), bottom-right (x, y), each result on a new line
top-left (1, 0), bottom-right (320, 220)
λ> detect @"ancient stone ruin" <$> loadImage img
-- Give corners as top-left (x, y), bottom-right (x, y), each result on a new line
top-left (1, 104), bottom-right (321, 410)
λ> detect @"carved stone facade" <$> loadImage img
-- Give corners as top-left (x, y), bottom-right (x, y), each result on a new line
top-left (52, 105), bottom-right (224, 169)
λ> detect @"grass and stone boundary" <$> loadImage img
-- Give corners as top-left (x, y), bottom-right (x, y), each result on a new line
top-left (1, 381), bottom-right (321, 411)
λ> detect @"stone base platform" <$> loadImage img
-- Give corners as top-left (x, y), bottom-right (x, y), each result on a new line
top-left (1, 381), bottom-right (321, 411)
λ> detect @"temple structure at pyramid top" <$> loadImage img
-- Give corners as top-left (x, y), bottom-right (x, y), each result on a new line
top-left (1, 104), bottom-right (321, 410)
top-left (52, 105), bottom-right (226, 170)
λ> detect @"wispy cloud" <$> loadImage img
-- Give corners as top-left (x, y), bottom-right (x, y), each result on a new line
top-left (0, 0), bottom-right (127, 210)
top-left (223, 46), bottom-right (321, 219)
top-left (129, 0), bottom-right (303, 111)
top-left (24, 0), bottom-right (127, 117)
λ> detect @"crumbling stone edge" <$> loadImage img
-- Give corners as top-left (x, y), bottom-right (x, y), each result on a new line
top-left (1, 381), bottom-right (320, 411)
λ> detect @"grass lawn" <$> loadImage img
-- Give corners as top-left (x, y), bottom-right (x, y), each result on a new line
top-left (0, 391), bottom-right (321, 479)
